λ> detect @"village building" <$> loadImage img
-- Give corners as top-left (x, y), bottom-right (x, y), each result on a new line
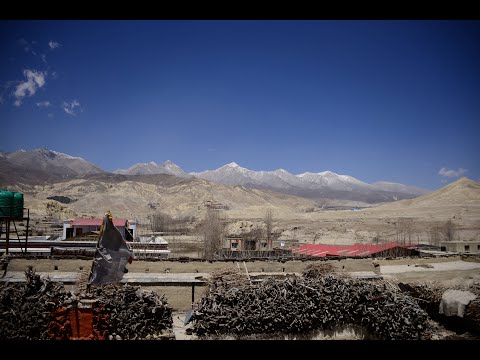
top-left (62, 218), bottom-right (137, 240)
top-left (441, 240), bottom-right (480, 254)
top-left (224, 235), bottom-right (273, 251)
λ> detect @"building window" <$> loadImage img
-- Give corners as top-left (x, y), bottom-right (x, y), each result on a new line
top-left (477, 245), bottom-right (480, 251)
top-left (464, 245), bottom-right (470, 252)
top-left (231, 242), bottom-right (238, 250)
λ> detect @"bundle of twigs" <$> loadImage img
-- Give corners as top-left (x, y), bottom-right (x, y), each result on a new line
top-left (192, 273), bottom-right (433, 340)
top-left (0, 270), bottom-right (174, 340)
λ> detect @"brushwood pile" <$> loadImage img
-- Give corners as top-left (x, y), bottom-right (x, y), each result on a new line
top-left (0, 270), bottom-right (173, 340)
top-left (191, 266), bottom-right (435, 339)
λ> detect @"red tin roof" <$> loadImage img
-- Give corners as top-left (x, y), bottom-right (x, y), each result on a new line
top-left (290, 242), bottom-right (405, 257)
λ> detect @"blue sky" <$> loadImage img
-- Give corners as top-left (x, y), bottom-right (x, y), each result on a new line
top-left (1, 20), bottom-right (479, 189)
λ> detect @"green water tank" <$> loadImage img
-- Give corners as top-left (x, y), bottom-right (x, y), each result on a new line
top-left (0, 190), bottom-right (14, 218)
top-left (13, 192), bottom-right (24, 219)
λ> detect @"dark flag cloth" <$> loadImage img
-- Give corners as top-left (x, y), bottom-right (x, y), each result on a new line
top-left (88, 212), bottom-right (134, 286)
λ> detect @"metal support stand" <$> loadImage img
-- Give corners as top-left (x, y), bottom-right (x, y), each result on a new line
top-left (1, 208), bottom-right (30, 255)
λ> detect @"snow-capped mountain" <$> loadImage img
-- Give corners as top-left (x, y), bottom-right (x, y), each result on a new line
top-left (191, 163), bottom-right (431, 203)
top-left (191, 162), bottom-right (295, 188)
top-left (114, 160), bottom-right (190, 177)
top-left (0, 148), bottom-right (431, 204)
top-left (297, 171), bottom-right (373, 191)
top-left (192, 163), bottom-right (372, 191)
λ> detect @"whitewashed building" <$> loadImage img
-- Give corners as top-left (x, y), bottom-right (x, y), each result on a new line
top-left (441, 241), bottom-right (480, 254)
top-left (62, 218), bottom-right (137, 240)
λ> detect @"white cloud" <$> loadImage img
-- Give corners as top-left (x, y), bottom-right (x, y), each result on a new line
top-left (438, 167), bottom-right (467, 178)
top-left (49, 41), bottom-right (61, 50)
top-left (63, 100), bottom-right (82, 116)
top-left (41, 54), bottom-right (47, 63)
top-left (36, 101), bottom-right (50, 107)
top-left (13, 69), bottom-right (46, 106)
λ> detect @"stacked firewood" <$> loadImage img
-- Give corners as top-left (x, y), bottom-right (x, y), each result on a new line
top-left (91, 284), bottom-right (173, 340)
top-left (399, 280), bottom-right (480, 333)
top-left (0, 269), bottom-right (72, 340)
top-left (463, 282), bottom-right (480, 331)
top-left (302, 263), bottom-right (338, 278)
top-left (192, 273), bottom-right (433, 340)
top-left (207, 269), bottom-right (250, 290)
top-left (464, 298), bottom-right (480, 332)
top-left (398, 282), bottom-right (444, 316)
top-left (0, 270), bottom-right (173, 340)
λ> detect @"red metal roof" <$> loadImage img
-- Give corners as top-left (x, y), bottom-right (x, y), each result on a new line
top-left (71, 218), bottom-right (127, 227)
top-left (290, 242), bottom-right (405, 257)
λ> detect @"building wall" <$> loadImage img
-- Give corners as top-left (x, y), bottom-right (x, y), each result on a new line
top-left (224, 237), bottom-right (273, 251)
top-left (73, 225), bottom-right (103, 234)
top-left (442, 241), bottom-right (480, 254)
top-left (372, 247), bottom-right (419, 258)
top-left (62, 221), bottom-right (135, 240)
top-left (125, 223), bottom-right (137, 240)
top-left (225, 238), bottom-right (242, 250)
top-left (62, 221), bottom-right (72, 240)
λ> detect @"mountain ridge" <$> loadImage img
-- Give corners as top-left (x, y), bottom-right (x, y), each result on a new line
top-left (190, 162), bottom-right (431, 203)
top-left (113, 160), bottom-right (190, 177)
top-left (1, 148), bottom-right (432, 204)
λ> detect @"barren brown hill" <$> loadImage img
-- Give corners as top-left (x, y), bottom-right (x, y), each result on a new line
top-left (373, 177), bottom-right (480, 209)
top-left (5, 175), bottom-right (479, 247)
top-left (8, 173), bottom-right (317, 222)
top-left (272, 178), bottom-right (480, 245)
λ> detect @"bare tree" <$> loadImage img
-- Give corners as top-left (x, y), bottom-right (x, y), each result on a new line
top-left (202, 208), bottom-right (225, 260)
top-left (264, 208), bottom-right (274, 249)
top-left (395, 218), bottom-right (414, 246)
top-left (372, 231), bottom-right (381, 246)
top-left (148, 212), bottom-right (173, 233)
top-left (441, 220), bottom-right (455, 242)
top-left (429, 226), bottom-right (442, 246)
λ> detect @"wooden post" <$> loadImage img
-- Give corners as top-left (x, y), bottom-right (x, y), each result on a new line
top-left (191, 283), bottom-right (195, 309)
top-left (243, 261), bottom-right (252, 284)
top-left (5, 218), bottom-right (9, 255)
top-left (25, 209), bottom-right (29, 253)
